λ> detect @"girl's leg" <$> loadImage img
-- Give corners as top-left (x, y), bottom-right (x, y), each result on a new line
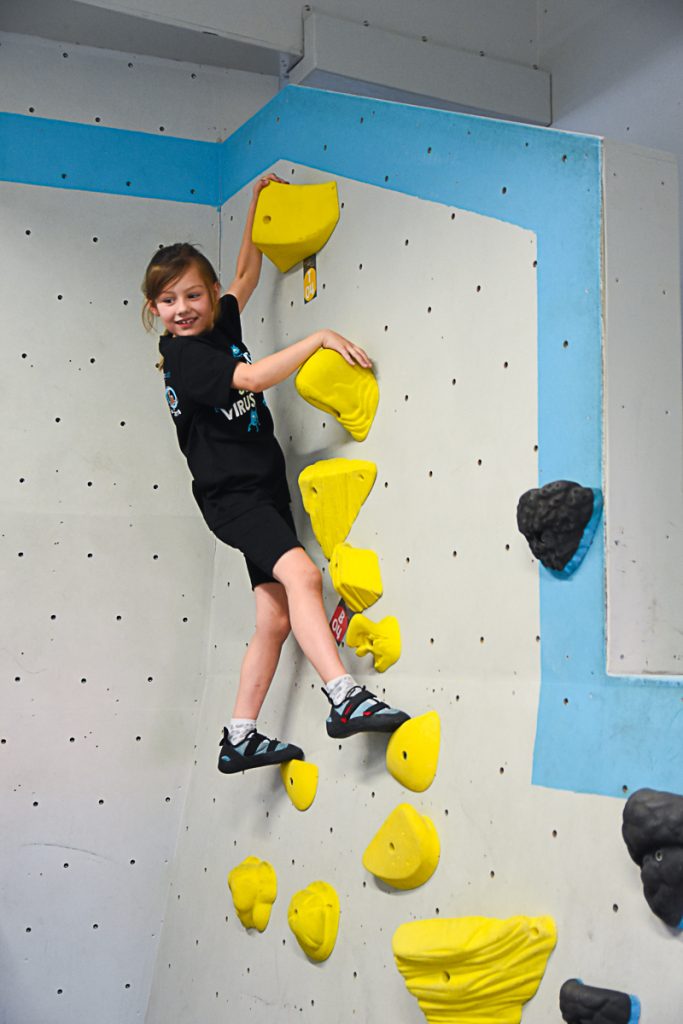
top-left (271, 547), bottom-right (346, 682)
top-left (271, 546), bottom-right (409, 739)
top-left (232, 582), bottom-right (291, 720)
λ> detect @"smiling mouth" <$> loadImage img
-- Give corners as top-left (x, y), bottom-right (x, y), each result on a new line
top-left (175, 318), bottom-right (197, 328)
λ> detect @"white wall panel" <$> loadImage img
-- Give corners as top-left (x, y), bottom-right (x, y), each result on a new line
top-left (0, 182), bottom-right (218, 1023)
top-left (146, 164), bottom-right (683, 1024)
top-left (603, 141), bottom-right (683, 674)
top-left (0, 31), bottom-right (277, 140)
top-left (147, 167), bottom-right (546, 1023)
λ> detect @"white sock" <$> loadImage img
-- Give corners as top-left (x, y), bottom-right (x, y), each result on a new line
top-left (323, 674), bottom-right (356, 705)
top-left (228, 718), bottom-right (257, 744)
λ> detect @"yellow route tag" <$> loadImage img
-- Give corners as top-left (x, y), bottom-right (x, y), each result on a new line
top-left (303, 254), bottom-right (317, 303)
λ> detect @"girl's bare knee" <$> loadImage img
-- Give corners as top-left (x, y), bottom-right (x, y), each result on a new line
top-left (275, 549), bottom-right (322, 594)
top-left (270, 611), bottom-right (291, 645)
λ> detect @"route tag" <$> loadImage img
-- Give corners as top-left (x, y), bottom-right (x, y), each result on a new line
top-left (303, 254), bottom-right (317, 303)
top-left (330, 599), bottom-right (351, 645)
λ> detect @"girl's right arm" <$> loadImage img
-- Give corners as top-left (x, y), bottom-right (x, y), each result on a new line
top-left (232, 329), bottom-right (371, 393)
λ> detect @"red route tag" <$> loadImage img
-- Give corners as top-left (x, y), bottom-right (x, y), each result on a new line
top-left (330, 599), bottom-right (351, 645)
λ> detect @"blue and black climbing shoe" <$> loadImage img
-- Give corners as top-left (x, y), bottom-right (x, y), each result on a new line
top-left (324, 685), bottom-right (409, 739)
top-left (218, 728), bottom-right (304, 775)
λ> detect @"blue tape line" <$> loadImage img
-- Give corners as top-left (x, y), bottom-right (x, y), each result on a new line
top-left (628, 994), bottom-right (642, 1024)
top-left (0, 112), bottom-right (219, 204)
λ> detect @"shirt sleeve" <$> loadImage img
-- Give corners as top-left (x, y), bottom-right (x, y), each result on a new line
top-left (215, 293), bottom-right (242, 343)
top-left (178, 339), bottom-right (239, 407)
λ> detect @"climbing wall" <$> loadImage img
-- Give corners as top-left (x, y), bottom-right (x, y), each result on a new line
top-left (0, 30), bottom-right (275, 1024)
top-left (4, 35), bottom-right (683, 1021)
top-left (144, 157), bottom-right (683, 1021)
top-left (0, 178), bottom-right (220, 1024)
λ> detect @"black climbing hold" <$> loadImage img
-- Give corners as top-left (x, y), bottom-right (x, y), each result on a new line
top-left (622, 787), bottom-right (683, 929)
top-left (560, 978), bottom-right (640, 1024)
top-left (516, 480), bottom-right (602, 576)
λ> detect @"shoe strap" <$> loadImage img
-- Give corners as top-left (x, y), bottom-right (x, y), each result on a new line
top-left (341, 687), bottom-right (389, 716)
top-left (243, 731), bottom-right (280, 756)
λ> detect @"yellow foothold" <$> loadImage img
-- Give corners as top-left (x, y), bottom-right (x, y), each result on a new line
top-left (288, 881), bottom-right (340, 962)
top-left (227, 856), bottom-right (277, 933)
top-left (295, 349), bottom-right (379, 442)
top-left (252, 181), bottom-right (340, 273)
top-left (279, 759), bottom-right (319, 811)
top-left (386, 712), bottom-right (440, 792)
top-left (347, 613), bottom-right (401, 673)
top-left (298, 458), bottom-right (377, 559)
top-left (392, 915), bottom-right (557, 1024)
top-left (329, 543), bottom-right (383, 613)
top-left (363, 803), bottom-right (440, 890)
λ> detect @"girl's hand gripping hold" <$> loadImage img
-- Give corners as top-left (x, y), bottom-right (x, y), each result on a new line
top-left (320, 329), bottom-right (372, 368)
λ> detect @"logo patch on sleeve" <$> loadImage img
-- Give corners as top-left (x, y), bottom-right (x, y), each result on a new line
top-left (165, 386), bottom-right (181, 417)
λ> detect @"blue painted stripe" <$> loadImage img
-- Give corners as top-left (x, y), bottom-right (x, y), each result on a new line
top-left (0, 112), bottom-right (219, 205)
top-left (628, 994), bottom-right (642, 1024)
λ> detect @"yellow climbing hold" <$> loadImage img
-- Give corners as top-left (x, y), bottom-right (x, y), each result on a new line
top-left (386, 712), bottom-right (440, 792)
top-left (347, 613), bottom-right (401, 673)
top-left (298, 458), bottom-right (377, 559)
top-left (252, 181), bottom-right (340, 273)
top-left (288, 881), bottom-right (340, 962)
top-left (279, 759), bottom-right (319, 811)
top-left (295, 349), bottom-right (379, 441)
top-left (329, 543), bottom-right (382, 613)
top-left (363, 803), bottom-right (440, 890)
top-left (392, 915), bottom-right (557, 1024)
top-left (227, 856), bottom-right (277, 933)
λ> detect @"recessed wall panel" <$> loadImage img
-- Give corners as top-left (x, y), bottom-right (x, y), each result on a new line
top-left (1, 181), bottom-right (218, 1024)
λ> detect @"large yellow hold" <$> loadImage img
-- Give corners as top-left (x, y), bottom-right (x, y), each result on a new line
top-left (279, 759), bottom-right (319, 811)
top-left (347, 613), bottom-right (401, 672)
top-left (295, 349), bottom-right (379, 441)
top-left (330, 543), bottom-right (382, 612)
top-left (227, 856), bottom-right (277, 933)
top-left (252, 181), bottom-right (340, 272)
top-left (393, 915), bottom-right (557, 1024)
top-left (386, 712), bottom-right (440, 792)
top-left (363, 804), bottom-right (440, 890)
top-left (288, 881), bottom-right (340, 962)
top-left (299, 458), bottom-right (377, 559)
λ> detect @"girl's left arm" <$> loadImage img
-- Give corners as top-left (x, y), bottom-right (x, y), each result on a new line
top-left (226, 173), bottom-right (287, 313)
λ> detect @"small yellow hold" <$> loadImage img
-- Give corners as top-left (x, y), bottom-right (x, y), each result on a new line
top-left (227, 856), bottom-right (277, 933)
top-left (295, 349), bottom-right (379, 442)
top-left (363, 803), bottom-right (440, 890)
top-left (329, 543), bottom-right (383, 613)
top-left (299, 458), bottom-right (377, 559)
top-left (386, 712), bottom-right (440, 792)
top-left (288, 881), bottom-right (340, 962)
top-left (347, 613), bottom-right (401, 672)
top-left (252, 181), bottom-right (340, 273)
top-left (392, 915), bottom-right (557, 1024)
top-left (280, 759), bottom-right (319, 811)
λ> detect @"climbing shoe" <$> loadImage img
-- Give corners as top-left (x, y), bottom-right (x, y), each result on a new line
top-left (324, 685), bottom-right (409, 739)
top-left (218, 728), bottom-right (304, 775)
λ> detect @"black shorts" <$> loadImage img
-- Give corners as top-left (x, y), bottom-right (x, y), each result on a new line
top-left (212, 503), bottom-right (303, 588)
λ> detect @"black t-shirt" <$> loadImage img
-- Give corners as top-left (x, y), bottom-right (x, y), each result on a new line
top-left (159, 294), bottom-right (290, 528)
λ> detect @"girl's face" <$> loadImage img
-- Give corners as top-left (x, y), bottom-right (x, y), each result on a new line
top-left (150, 266), bottom-right (219, 336)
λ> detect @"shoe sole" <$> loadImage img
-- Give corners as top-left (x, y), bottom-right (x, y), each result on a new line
top-left (218, 747), bottom-right (303, 774)
top-left (327, 712), bottom-right (409, 740)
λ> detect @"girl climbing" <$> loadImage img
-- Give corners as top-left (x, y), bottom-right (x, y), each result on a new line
top-left (142, 173), bottom-right (409, 774)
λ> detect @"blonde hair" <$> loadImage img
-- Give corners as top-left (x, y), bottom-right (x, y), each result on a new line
top-left (141, 243), bottom-right (220, 369)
